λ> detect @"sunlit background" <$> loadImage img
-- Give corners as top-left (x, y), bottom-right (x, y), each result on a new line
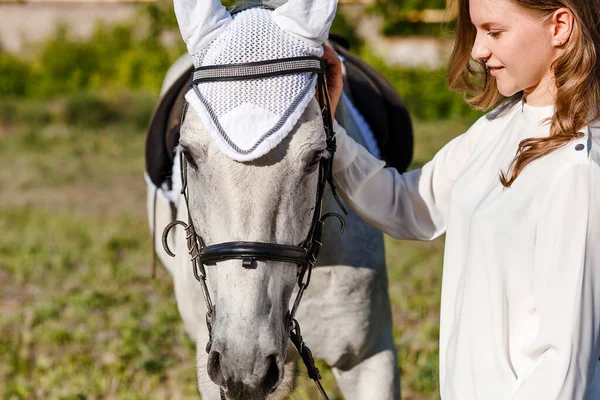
top-left (0, 0), bottom-right (482, 398)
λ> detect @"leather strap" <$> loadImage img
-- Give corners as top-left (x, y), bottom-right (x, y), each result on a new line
top-left (200, 242), bottom-right (308, 266)
top-left (192, 56), bottom-right (326, 84)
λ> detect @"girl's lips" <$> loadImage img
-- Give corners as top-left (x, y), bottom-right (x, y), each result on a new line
top-left (489, 66), bottom-right (504, 77)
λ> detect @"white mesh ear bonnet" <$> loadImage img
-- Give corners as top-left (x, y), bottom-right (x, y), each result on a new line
top-left (174, 1), bottom-right (338, 162)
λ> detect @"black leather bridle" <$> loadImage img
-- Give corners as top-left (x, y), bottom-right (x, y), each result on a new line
top-left (162, 56), bottom-right (347, 399)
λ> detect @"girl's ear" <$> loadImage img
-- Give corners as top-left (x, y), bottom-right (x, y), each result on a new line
top-left (173, 0), bottom-right (233, 55)
top-left (550, 7), bottom-right (574, 47)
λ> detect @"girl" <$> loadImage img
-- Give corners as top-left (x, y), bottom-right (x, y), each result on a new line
top-left (323, 0), bottom-right (600, 398)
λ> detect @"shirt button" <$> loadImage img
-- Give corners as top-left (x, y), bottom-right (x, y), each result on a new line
top-left (575, 144), bottom-right (585, 151)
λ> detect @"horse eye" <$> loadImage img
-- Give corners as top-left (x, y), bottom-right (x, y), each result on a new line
top-left (305, 153), bottom-right (322, 172)
top-left (182, 150), bottom-right (197, 169)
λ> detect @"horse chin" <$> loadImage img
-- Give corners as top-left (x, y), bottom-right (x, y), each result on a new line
top-left (208, 364), bottom-right (283, 400)
top-left (193, 324), bottom-right (289, 400)
top-left (221, 385), bottom-right (275, 400)
top-left (203, 315), bottom-right (288, 399)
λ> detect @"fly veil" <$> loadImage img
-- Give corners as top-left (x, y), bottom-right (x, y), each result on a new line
top-left (178, 0), bottom-right (338, 162)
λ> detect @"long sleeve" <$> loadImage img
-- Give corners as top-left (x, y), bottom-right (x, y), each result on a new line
top-left (511, 160), bottom-right (600, 400)
top-left (332, 118), bottom-right (486, 240)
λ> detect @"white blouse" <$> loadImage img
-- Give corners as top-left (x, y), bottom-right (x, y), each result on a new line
top-left (332, 98), bottom-right (600, 399)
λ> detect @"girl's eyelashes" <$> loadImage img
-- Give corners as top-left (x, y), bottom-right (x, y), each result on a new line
top-left (488, 31), bottom-right (502, 39)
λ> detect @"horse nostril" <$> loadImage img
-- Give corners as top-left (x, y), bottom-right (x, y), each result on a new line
top-left (261, 354), bottom-right (280, 393)
top-left (207, 350), bottom-right (223, 385)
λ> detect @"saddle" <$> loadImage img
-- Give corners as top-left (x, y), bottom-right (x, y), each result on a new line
top-left (145, 35), bottom-right (414, 190)
top-left (329, 34), bottom-right (413, 174)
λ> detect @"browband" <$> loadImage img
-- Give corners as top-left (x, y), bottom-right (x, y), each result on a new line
top-left (192, 56), bottom-right (326, 84)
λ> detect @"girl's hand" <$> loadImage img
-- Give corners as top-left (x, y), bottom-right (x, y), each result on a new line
top-left (321, 44), bottom-right (343, 120)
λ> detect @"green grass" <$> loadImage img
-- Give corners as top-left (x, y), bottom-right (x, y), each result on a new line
top-left (0, 97), bottom-right (475, 399)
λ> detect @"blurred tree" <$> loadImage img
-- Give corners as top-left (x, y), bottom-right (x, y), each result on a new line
top-left (375, 0), bottom-right (447, 14)
top-left (0, 51), bottom-right (31, 97)
top-left (372, 0), bottom-right (454, 36)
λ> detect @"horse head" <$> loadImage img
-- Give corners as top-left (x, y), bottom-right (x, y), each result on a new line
top-left (172, 1), bottom-right (339, 398)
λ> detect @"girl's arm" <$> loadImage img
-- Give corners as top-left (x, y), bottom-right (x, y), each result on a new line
top-left (512, 159), bottom-right (600, 399)
top-left (323, 43), bottom-right (487, 240)
top-left (332, 117), bottom-right (485, 240)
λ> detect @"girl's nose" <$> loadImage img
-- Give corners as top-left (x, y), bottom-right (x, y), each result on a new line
top-left (471, 35), bottom-right (491, 61)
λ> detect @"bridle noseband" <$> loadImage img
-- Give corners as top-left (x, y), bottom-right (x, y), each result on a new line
top-left (162, 56), bottom-right (346, 400)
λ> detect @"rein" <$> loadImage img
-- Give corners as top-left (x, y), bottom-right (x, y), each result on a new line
top-left (161, 56), bottom-right (346, 400)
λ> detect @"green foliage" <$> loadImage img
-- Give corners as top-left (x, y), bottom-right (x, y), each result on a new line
top-left (0, 92), bottom-right (155, 131)
top-left (64, 92), bottom-right (120, 126)
top-left (0, 0), bottom-right (364, 102)
top-left (360, 51), bottom-right (483, 121)
top-left (331, 9), bottom-right (364, 50)
top-left (1, 6), bottom-right (185, 100)
top-left (371, 0), bottom-right (453, 37)
top-left (143, 1), bottom-right (180, 36)
top-left (0, 99), bottom-right (18, 125)
top-left (0, 1), bottom-right (479, 135)
top-left (0, 98), bottom-right (54, 128)
top-left (381, 20), bottom-right (456, 37)
top-left (374, 0), bottom-right (447, 14)
top-left (114, 91), bottom-right (160, 130)
top-left (391, 68), bottom-right (481, 120)
top-left (0, 51), bottom-right (32, 97)
top-left (32, 27), bottom-right (100, 96)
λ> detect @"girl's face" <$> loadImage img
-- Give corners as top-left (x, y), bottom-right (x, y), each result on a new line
top-left (469, 0), bottom-right (557, 105)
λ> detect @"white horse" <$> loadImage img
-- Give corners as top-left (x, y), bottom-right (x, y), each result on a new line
top-left (146, 1), bottom-right (403, 398)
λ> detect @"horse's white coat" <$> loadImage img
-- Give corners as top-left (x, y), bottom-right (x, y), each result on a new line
top-left (147, 53), bottom-right (399, 400)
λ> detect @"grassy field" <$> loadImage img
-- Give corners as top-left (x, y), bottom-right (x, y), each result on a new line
top-left (0, 95), bottom-right (475, 399)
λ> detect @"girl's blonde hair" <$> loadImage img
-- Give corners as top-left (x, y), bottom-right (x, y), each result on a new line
top-left (447, 0), bottom-right (600, 187)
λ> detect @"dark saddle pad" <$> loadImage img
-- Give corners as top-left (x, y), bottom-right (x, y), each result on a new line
top-left (145, 36), bottom-right (413, 190)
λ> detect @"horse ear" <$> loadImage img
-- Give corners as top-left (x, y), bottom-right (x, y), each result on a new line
top-left (173, 0), bottom-right (233, 55)
top-left (272, 0), bottom-right (339, 48)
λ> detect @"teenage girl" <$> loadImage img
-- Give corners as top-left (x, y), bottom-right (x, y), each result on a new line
top-left (323, 0), bottom-right (600, 398)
